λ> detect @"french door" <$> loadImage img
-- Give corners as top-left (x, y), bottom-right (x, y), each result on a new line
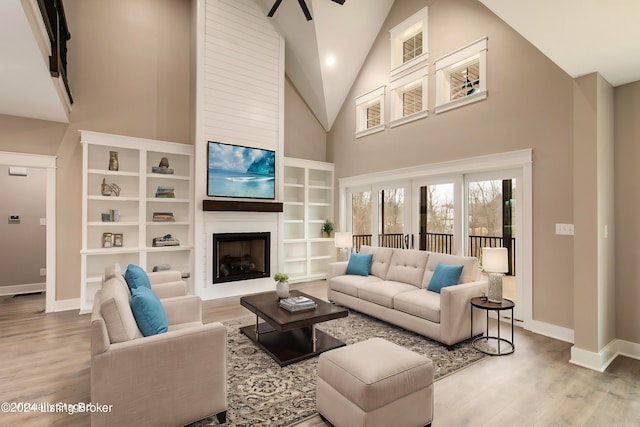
top-left (340, 150), bottom-right (532, 327)
top-left (347, 171), bottom-right (523, 320)
top-left (348, 182), bottom-right (411, 251)
top-left (465, 170), bottom-right (522, 320)
top-left (412, 177), bottom-right (462, 255)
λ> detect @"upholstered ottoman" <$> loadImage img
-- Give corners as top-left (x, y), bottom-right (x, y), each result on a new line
top-left (316, 337), bottom-right (434, 427)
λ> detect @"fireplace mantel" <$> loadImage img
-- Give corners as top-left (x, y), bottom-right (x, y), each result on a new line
top-left (202, 200), bottom-right (283, 213)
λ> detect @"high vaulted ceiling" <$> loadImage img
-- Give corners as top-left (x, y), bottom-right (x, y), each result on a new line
top-left (261, 0), bottom-right (640, 131)
top-left (2, 0), bottom-right (640, 127)
top-left (257, 0), bottom-right (394, 131)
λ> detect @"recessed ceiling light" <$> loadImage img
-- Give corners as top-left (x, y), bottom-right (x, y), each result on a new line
top-left (325, 55), bottom-right (336, 67)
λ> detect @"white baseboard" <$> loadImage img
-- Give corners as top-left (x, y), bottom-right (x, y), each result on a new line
top-left (51, 298), bottom-right (80, 313)
top-left (570, 339), bottom-right (640, 372)
top-left (0, 283), bottom-right (46, 296)
top-left (527, 319), bottom-right (575, 343)
top-left (570, 341), bottom-right (617, 372)
top-left (615, 339), bottom-right (640, 360)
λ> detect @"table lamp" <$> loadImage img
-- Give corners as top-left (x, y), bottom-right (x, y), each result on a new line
top-left (334, 232), bottom-right (353, 261)
top-left (482, 247), bottom-right (508, 303)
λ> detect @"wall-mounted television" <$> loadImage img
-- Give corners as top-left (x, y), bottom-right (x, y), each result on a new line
top-left (207, 141), bottom-right (276, 199)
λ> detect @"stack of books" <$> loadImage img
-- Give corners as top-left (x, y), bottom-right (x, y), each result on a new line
top-left (279, 296), bottom-right (317, 312)
top-left (155, 186), bottom-right (175, 198)
top-left (152, 234), bottom-right (180, 247)
top-left (152, 212), bottom-right (175, 222)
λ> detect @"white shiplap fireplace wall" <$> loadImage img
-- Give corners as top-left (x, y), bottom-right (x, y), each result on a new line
top-left (193, 0), bottom-right (285, 300)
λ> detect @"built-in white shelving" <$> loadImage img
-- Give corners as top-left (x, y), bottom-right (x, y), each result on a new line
top-left (79, 130), bottom-right (194, 313)
top-left (283, 157), bottom-right (335, 282)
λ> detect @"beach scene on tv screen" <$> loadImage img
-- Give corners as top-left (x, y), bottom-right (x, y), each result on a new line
top-left (208, 142), bottom-right (275, 199)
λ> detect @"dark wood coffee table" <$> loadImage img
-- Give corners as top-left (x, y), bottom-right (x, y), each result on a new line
top-left (240, 290), bottom-right (348, 367)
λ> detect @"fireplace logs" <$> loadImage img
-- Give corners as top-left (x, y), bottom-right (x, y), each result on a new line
top-left (212, 232), bottom-right (270, 284)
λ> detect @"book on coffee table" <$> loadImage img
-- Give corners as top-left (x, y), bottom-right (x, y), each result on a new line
top-left (279, 296), bottom-right (317, 312)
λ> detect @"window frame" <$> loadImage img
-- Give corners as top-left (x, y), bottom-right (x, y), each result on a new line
top-left (355, 86), bottom-right (386, 138)
top-left (389, 7), bottom-right (429, 78)
top-left (389, 67), bottom-right (428, 128)
top-left (434, 37), bottom-right (488, 114)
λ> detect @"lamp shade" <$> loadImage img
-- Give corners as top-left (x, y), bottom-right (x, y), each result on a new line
top-left (482, 247), bottom-right (508, 273)
top-left (334, 232), bottom-right (353, 249)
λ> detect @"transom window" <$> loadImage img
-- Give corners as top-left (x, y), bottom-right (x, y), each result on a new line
top-left (450, 62), bottom-right (480, 100)
top-left (390, 7), bottom-right (428, 77)
top-left (366, 103), bottom-right (381, 128)
top-left (403, 86), bottom-right (422, 116)
top-left (355, 86), bottom-right (386, 138)
top-left (403, 31), bottom-right (423, 63)
top-left (435, 37), bottom-right (487, 114)
top-left (389, 68), bottom-right (428, 128)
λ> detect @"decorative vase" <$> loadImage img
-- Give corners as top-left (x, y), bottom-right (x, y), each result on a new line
top-left (276, 281), bottom-right (289, 299)
top-left (487, 273), bottom-right (503, 303)
top-left (109, 151), bottom-right (119, 171)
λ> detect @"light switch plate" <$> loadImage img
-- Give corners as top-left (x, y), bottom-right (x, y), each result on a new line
top-left (555, 223), bottom-right (574, 235)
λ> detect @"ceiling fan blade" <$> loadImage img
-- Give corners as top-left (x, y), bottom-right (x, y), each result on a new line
top-left (267, 0), bottom-right (344, 20)
top-left (267, 0), bottom-right (283, 17)
top-left (298, 0), bottom-right (313, 21)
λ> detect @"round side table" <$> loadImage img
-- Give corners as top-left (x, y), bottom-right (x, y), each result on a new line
top-left (470, 297), bottom-right (515, 356)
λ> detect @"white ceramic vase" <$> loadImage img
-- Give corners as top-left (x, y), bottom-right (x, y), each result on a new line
top-left (276, 281), bottom-right (290, 299)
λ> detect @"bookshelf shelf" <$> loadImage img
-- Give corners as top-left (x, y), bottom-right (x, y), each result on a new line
top-left (80, 131), bottom-right (194, 313)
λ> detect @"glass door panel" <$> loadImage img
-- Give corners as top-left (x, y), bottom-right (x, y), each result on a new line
top-left (419, 183), bottom-right (454, 253)
top-left (351, 190), bottom-right (372, 251)
top-left (378, 187), bottom-right (406, 248)
top-left (466, 179), bottom-right (515, 272)
top-left (465, 174), bottom-right (520, 320)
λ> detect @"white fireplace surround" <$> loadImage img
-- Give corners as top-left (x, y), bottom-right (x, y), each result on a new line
top-left (197, 211), bottom-right (280, 300)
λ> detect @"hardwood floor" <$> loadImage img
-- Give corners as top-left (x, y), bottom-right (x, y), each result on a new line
top-left (1, 283), bottom-right (639, 426)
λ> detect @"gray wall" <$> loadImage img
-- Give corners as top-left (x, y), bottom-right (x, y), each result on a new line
top-left (1, 0), bottom-right (638, 349)
top-left (0, 166), bottom-right (46, 288)
top-left (0, 0), bottom-right (192, 300)
top-left (0, 0), bottom-right (324, 301)
top-left (615, 80), bottom-right (640, 344)
top-left (327, 0), bottom-right (576, 329)
top-left (573, 73), bottom-right (616, 353)
top-left (284, 76), bottom-right (327, 162)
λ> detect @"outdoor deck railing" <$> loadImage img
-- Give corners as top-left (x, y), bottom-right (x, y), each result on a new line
top-left (352, 233), bottom-right (516, 275)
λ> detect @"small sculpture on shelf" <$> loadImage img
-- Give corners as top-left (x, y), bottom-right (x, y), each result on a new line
top-left (152, 157), bottom-right (174, 174)
top-left (101, 178), bottom-right (121, 196)
top-left (108, 151), bottom-right (119, 171)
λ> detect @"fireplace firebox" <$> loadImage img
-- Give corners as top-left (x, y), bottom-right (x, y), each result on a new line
top-left (212, 232), bottom-right (270, 284)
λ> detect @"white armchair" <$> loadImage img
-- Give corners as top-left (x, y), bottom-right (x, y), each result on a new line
top-left (90, 265), bottom-right (227, 426)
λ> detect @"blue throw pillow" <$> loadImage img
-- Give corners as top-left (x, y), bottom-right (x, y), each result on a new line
top-left (346, 253), bottom-right (373, 276)
top-left (124, 264), bottom-right (152, 291)
top-left (427, 263), bottom-right (464, 293)
top-left (130, 286), bottom-right (168, 336)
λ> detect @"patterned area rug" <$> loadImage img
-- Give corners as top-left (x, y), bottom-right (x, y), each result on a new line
top-left (190, 310), bottom-right (486, 426)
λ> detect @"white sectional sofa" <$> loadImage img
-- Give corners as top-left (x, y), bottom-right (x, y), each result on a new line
top-left (327, 245), bottom-right (488, 348)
